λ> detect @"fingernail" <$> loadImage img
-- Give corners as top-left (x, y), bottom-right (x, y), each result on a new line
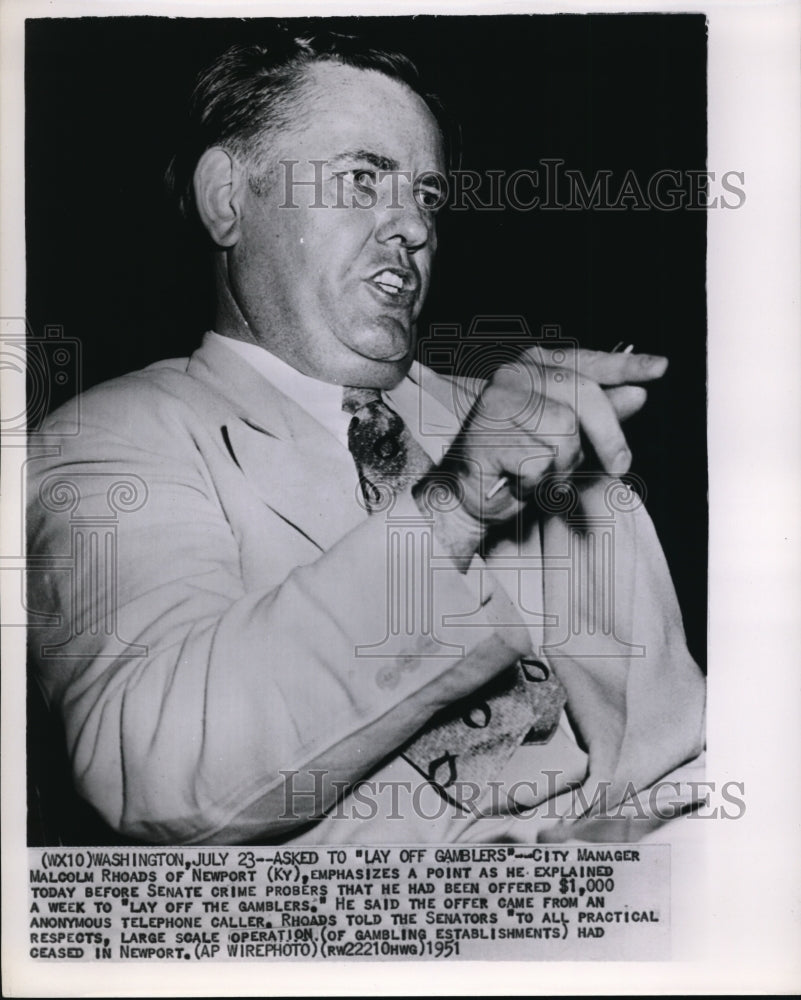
top-left (639, 354), bottom-right (668, 374)
top-left (611, 447), bottom-right (631, 475)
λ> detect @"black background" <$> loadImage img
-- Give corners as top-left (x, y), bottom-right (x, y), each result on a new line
top-left (25, 14), bottom-right (707, 666)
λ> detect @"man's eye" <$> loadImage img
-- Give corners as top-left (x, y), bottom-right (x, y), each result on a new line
top-left (351, 169), bottom-right (377, 189)
top-left (415, 186), bottom-right (445, 212)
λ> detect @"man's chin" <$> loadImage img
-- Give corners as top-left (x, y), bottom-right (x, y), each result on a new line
top-left (344, 353), bottom-right (414, 390)
top-left (338, 324), bottom-right (416, 385)
top-left (348, 321), bottom-right (414, 362)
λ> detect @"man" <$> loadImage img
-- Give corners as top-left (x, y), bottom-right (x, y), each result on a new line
top-left (27, 32), bottom-right (704, 846)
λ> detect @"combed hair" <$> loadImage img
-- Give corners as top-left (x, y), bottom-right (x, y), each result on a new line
top-left (166, 29), bottom-right (454, 222)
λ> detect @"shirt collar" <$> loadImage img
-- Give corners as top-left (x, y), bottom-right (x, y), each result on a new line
top-left (209, 331), bottom-right (450, 458)
top-left (211, 333), bottom-right (350, 448)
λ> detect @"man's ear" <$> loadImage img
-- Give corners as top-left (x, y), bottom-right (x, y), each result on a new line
top-left (193, 147), bottom-right (246, 247)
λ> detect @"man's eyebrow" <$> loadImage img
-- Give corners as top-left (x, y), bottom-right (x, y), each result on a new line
top-left (328, 149), bottom-right (399, 172)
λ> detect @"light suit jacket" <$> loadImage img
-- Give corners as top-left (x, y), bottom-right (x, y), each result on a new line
top-left (27, 333), bottom-right (705, 845)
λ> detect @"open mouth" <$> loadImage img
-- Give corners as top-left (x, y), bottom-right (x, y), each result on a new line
top-left (369, 268), bottom-right (416, 301)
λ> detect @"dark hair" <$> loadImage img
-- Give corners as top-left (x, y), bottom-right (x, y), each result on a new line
top-left (166, 29), bottom-right (454, 222)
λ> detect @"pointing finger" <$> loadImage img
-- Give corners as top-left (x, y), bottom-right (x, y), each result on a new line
top-left (526, 346), bottom-right (669, 386)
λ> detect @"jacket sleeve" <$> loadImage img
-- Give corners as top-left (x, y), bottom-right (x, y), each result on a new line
top-left (27, 380), bottom-right (531, 844)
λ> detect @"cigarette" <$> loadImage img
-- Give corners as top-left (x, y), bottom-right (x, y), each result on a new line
top-left (485, 476), bottom-right (508, 500)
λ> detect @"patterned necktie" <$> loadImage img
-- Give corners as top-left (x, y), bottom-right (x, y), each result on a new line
top-left (342, 386), bottom-right (567, 805)
top-left (342, 386), bottom-right (432, 510)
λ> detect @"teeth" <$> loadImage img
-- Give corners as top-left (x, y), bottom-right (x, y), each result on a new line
top-left (374, 270), bottom-right (404, 294)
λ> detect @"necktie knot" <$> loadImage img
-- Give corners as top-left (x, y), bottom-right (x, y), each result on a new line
top-left (341, 386), bottom-right (382, 416)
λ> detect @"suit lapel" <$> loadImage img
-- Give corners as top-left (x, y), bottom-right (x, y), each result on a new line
top-left (184, 337), bottom-right (482, 552)
top-left (187, 333), bottom-right (367, 551)
top-left (224, 420), bottom-right (367, 550)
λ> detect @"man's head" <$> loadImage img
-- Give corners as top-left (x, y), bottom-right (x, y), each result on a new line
top-left (171, 33), bottom-right (448, 388)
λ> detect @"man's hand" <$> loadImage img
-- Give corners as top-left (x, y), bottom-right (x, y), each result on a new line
top-left (416, 347), bottom-right (668, 564)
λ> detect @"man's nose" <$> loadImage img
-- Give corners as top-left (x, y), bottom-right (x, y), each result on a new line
top-left (374, 178), bottom-right (431, 251)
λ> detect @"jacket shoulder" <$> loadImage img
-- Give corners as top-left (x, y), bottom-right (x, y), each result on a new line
top-left (35, 357), bottom-right (222, 444)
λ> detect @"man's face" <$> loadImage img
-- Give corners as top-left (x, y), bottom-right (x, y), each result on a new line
top-left (225, 62), bottom-right (446, 388)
